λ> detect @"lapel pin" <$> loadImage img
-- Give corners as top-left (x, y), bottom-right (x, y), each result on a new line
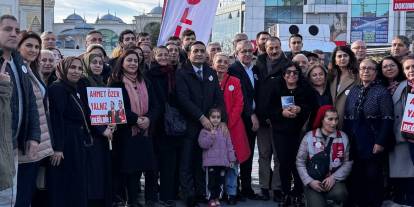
top-left (22, 65), bottom-right (28, 73)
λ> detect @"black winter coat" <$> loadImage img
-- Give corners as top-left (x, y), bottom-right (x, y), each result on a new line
top-left (77, 77), bottom-right (112, 206)
top-left (267, 77), bottom-right (318, 134)
top-left (48, 81), bottom-right (91, 207)
top-left (255, 53), bottom-right (291, 125)
top-left (109, 78), bottom-right (159, 173)
top-left (145, 63), bottom-right (178, 138)
top-left (175, 61), bottom-right (225, 138)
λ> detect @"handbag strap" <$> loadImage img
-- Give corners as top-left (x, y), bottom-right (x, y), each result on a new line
top-left (325, 138), bottom-right (334, 156)
top-left (321, 132), bottom-right (334, 155)
top-left (70, 94), bottom-right (94, 147)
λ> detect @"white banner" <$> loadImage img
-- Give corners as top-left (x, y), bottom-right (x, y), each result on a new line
top-left (87, 87), bottom-right (127, 125)
top-left (157, 0), bottom-right (219, 46)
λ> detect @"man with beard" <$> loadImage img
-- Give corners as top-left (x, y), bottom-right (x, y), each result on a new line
top-left (391, 35), bottom-right (410, 62)
top-left (351, 40), bottom-right (367, 65)
top-left (254, 31), bottom-right (270, 56)
top-left (179, 29), bottom-right (196, 63)
top-left (109, 29), bottom-right (136, 68)
top-left (255, 36), bottom-right (291, 203)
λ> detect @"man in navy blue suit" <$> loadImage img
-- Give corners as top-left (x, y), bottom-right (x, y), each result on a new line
top-left (176, 41), bottom-right (225, 207)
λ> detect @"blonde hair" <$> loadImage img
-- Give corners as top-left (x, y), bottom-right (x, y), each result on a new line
top-left (213, 52), bottom-right (229, 63)
top-left (111, 46), bottom-right (123, 58)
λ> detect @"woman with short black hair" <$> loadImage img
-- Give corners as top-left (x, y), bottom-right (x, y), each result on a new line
top-left (267, 62), bottom-right (318, 206)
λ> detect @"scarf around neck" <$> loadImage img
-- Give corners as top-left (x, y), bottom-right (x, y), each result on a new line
top-left (83, 53), bottom-right (105, 87)
top-left (122, 75), bottom-right (149, 136)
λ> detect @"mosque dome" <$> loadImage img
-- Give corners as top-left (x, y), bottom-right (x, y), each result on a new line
top-left (63, 13), bottom-right (85, 23)
top-left (149, 6), bottom-right (163, 15)
top-left (97, 13), bottom-right (125, 24)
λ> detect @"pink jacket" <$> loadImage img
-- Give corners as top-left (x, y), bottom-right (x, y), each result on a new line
top-left (198, 128), bottom-right (237, 167)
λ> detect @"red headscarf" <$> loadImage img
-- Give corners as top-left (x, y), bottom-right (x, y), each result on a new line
top-left (312, 105), bottom-right (336, 130)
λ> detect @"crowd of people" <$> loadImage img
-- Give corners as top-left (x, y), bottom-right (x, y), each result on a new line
top-left (1, 13), bottom-right (414, 207)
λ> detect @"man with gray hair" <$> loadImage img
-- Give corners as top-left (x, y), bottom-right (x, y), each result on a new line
top-left (292, 53), bottom-right (309, 75)
top-left (351, 40), bottom-right (367, 64)
top-left (228, 40), bottom-right (262, 200)
top-left (391, 35), bottom-right (410, 61)
top-left (40, 31), bottom-right (57, 50)
top-left (232, 33), bottom-right (248, 53)
top-left (207, 42), bottom-right (222, 66)
top-left (85, 30), bottom-right (103, 49)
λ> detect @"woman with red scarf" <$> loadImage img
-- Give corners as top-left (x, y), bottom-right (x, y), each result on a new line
top-left (108, 49), bottom-right (159, 207)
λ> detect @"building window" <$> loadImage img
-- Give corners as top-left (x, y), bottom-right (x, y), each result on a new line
top-left (406, 12), bottom-right (414, 41)
top-left (212, 10), bottom-right (243, 53)
top-left (307, 13), bottom-right (347, 42)
top-left (351, 0), bottom-right (389, 43)
top-left (264, 0), bottom-right (303, 29)
top-left (265, 0), bottom-right (303, 6)
top-left (311, 0), bottom-right (348, 4)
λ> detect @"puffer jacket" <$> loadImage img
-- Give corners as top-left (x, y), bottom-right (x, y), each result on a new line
top-left (18, 71), bottom-right (54, 163)
top-left (296, 128), bottom-right (353, 186)
top-left (0, 80), bottom-right (14, 190)
top-left (198, 127), bottom-right (237, 167)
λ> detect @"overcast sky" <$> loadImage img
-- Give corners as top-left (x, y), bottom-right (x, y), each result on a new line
top-left (54, 0), bottom-right (162, 24)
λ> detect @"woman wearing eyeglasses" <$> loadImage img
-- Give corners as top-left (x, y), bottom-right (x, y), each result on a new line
top-left (388, 56), bottom-right (414, 206)
top-left (377, 56), bottom-right (406, 95)
top-left (343, 59), bottom-right (394, 207)
top-left (266, 62), bottom-right (318, 206)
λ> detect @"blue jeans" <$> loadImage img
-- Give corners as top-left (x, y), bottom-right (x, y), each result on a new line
top-left (225, 164), bottom-right (239, 196)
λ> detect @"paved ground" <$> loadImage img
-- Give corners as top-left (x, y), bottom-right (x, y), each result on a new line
top-left (138, 146), bottom-right (406, 207)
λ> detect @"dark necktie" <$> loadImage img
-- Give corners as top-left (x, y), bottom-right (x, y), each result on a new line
top-left (196, 69), bottom-right (203, 80)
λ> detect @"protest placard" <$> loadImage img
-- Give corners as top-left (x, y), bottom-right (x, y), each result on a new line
top-left (401, 93), bottom-right (414, 134)
top-left (87, 87), bottom-right (127, 125)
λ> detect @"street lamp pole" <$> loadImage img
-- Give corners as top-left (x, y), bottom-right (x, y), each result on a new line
top-left (41, 0), bottom-right (45, 32)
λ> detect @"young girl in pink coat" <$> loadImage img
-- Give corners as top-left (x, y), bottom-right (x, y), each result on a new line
top-left (198, 108), bottom-right (237, 207)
